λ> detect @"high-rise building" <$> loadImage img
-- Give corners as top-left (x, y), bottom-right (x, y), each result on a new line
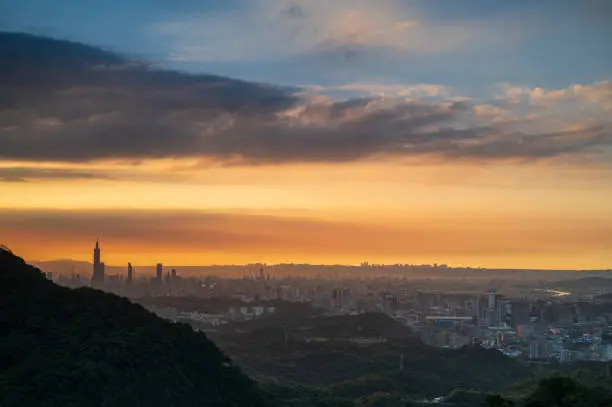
top-left (486, 289), bottom-right (497, 327)
top-left (488, 289), bottom-right (496, 310)
top-left (127, 262), bottom-right (133, 283)
top-left (156, 263), bottom-right (163, 283)
top-left (91, 239), bottom-right (105, 286)
top-left (499, 300), bottom-right (513, 328)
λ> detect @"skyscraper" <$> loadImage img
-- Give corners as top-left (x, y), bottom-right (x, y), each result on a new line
top-left (127, 262), bottom-right (133, 283)
top-left (91, 239), bottom-right (105, 286)
top-left (156, 263), bottom-right (163, 283)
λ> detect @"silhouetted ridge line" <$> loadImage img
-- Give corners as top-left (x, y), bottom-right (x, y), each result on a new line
top-left (0, 250), bottom-right (266, 407)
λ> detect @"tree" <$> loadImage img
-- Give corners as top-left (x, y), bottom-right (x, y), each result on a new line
top-left (485, 394), bottom-right (513, 407)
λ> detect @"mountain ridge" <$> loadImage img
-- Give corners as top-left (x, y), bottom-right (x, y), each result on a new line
top-left (0, 248), bottom-right (266, 407)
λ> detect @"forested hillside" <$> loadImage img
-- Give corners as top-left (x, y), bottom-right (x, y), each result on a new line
top-left (0, 248), bottom-right (265, 407)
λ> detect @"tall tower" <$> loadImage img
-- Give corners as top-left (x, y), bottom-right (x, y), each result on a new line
top-left (127, 262), bottom-right (133, 283)
top-left (92, 239), bottom-right (105, 286)
top-left (93, 239), bottom-right (100, 267)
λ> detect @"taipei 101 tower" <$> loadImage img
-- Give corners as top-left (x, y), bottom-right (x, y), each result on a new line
top-left (91, 238), bottom-right (105, 286)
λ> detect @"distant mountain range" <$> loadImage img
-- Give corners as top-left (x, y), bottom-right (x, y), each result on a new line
top-left (33, 258), bottom-right (612, 280)
top-left (31, 259), bottom-right (612, 278)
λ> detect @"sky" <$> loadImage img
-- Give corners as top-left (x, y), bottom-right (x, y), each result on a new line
top-left (1, 0), bottom-right (611, 269)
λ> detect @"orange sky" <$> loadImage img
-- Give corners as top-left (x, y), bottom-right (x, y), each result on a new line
top-left (2, 161), bottom-right (611, 269)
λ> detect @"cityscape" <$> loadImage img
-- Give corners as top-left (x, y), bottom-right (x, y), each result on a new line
top-left (2, 0), bottom-right (612, 405)
top-left (40, 239), bottom-right (612, 367)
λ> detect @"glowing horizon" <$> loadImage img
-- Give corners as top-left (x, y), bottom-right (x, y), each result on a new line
top-left (1, 2), bottom-right (611, 270)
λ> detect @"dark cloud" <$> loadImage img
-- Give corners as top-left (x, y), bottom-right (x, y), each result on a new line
top-left (329, 98), bottom-right (374, 118)
top-left (281, 4), bottom-right (307, 19)
top-left (0, 167), bottom-right (115, 182)
top-left (199, 101), bottom-right (480, 165)
top-left (308, 43), bottom-right (403, 65)
top-left (0, 32), bottom-right (295, 110)
top-left (445, 126), bottom-right (612, 160)
top-left (580, 0), bottom-right (612, 22)
top-left (0, 32), bottom-right (298, 162)
top-left (0, 32), bottom-right (609, 165)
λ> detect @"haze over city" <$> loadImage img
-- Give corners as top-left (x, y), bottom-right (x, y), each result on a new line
top-left (1, 0), bottom-right (612, 269)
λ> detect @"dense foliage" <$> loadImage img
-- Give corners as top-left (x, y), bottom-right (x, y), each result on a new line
top-left (0, 249), bottom-right (265, 407)
top-left (211, 327), bottom-right (533, 398)
top-left (487, 375), bottom-right (612, 407)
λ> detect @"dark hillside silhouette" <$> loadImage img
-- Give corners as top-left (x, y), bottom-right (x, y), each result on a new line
top-left (0, 248), bottom-right (265, 407)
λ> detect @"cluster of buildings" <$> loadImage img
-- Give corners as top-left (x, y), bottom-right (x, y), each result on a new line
top-left (43, 240), bottom-right (612, 364)
top-left (391, 289), bottom-right (612, 363)
top-left (147, 304), bottom-right (278, 328)
top-left (85, 240), bottom-right (182, 294)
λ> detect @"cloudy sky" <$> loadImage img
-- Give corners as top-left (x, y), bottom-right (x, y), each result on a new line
top-left (1, 0), bottom-right (611, 269)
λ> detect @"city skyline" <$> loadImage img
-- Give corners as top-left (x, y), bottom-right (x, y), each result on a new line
top-left (1, 1), bottom-right (612, 269)
top-left (28, 237), bottom-right (611, 272)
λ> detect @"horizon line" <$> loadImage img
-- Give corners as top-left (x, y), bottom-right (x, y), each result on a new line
top-left (31, 258), bottom-right (612, 273)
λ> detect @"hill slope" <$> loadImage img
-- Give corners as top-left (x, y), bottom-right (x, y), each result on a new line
top-left (0, 248), bottom-right (265, 407)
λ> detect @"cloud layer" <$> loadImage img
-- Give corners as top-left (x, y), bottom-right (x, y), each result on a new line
top-left (0, 166), bottom-right (114, 182)
top-left (155, 0), bottom-right (515, 62)
top-left (3, 209), bottom-right (612, 265)
top-left (1, 32), bottom-right (611, 166)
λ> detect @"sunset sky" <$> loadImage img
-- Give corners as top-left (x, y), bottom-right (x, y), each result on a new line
top-left (1, 1), bottom-right (611, 269)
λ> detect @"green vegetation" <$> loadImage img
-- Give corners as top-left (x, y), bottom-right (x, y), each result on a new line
top-left (445, 389), bottom-right (490, 406)
top-left (487, 375), bottom-right (612, 407)
top-left (0, 249), bottom-right (265, 407)
top-left (211, 325), bottom-right (533, 399)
